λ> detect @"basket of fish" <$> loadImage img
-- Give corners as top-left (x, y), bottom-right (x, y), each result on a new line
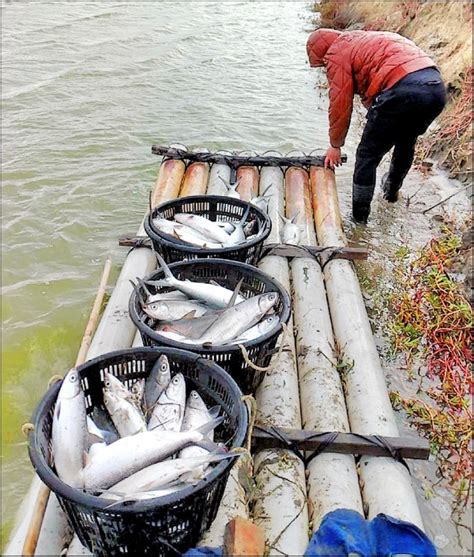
top-left (28, 347), bottom-right (248, 557)
top-left (144, 194), bottom-right (272, 264)
top-left (129, 255), bottom-right (291, 393)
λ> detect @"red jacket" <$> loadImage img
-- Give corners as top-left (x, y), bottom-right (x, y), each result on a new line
top-left (307, 29), bottom-right (436, 148)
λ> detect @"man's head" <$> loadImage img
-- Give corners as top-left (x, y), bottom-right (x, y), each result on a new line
top-left (307, 28), bottom-right (342, 67)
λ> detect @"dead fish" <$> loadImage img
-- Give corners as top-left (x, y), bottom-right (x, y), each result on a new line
top-left (104, 452), bottom-right (234, 500)
top-left (130, 379), bottom-right (145, 407)
top-left (219, 176), bottom-right (241, 199)
top-left (147, 253), bottom-right (245, 308)
top-left (103, 372), bottom-right (141, 411)
top-left (191, 292), bottom-right (279, 345)
top-left (142, 299), bottom-right (209, 321)
top-left (224, 313), bottom-right (280, 345)
top-left (180, 391), bottom-right (219, 460)
top-left (52, 369), bottom-right (87, 488)
top-left (147, 373), bottom-right (186, 432)
top-left (174, 213), bottom-right (231, 244)
top-left (103, 390), bottom-right (147, 438)
top-left (280, 213), bottom-right (300, 245)
top-left (82, 417), bottom-right (223, 491)
top-left (250, 183), bottom-right (273, 213)
top-left (87, 416), bottom-right (119, 446)
top-left (144, 354), bottom-right (171, 413)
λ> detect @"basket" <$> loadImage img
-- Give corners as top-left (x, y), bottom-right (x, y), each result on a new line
top-left (144, 195), bottom-right (271, 265)
top-left (28, 347), bottom-right (248, 557)
top-left (129, 259), bottom-right (291, 393)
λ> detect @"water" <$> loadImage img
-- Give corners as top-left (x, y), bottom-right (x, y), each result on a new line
top-left (1, 1), bottom-right (470, 553)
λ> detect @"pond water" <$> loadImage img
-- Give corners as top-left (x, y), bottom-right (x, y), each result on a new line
top-left (1, 1), bottom-right (470, 553)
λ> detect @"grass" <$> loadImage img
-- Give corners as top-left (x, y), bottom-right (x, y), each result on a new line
top-left (388, 226), bottom-right (472, 510)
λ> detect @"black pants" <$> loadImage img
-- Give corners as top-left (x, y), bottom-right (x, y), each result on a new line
top-left (353, 67), bottom-right (447, 212)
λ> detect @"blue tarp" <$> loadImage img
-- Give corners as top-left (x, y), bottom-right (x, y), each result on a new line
top-left (182, 510), bottom-right (437, 556)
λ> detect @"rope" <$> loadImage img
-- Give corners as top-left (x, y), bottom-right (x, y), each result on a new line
top-left (237, 322), bottom-right (291, 373)
top-left (22, 423), bottom-right (35, 437)
top-left (241, 395), bottom-right (257, 454)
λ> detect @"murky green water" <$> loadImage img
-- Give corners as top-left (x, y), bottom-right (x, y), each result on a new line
top-left (1, 1), bottom-right (470, 553)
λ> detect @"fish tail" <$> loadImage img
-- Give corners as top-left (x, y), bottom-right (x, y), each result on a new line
top-left (196, 416), bottom-right (224, 436)
top-left (239, 203), bottom-right (250, 225)
top-left (154, 251), bottom-right (174, 281)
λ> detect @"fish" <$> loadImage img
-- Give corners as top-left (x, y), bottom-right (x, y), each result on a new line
top-left (142, 299), bottom-right (209, 321)
top-left (135, 277), bottom-right (189, 303)
top-left (156, 311), bottom-right (222, 340)
top-left (219, 176), bottom-right (241, 199)
top-left (280, 213), bottom-right (300, 245)
top-left (250, 184), bottom-right (273, 213)
top-left (147, 253), bottom-right (245, 308)
top-left (216, 221), bottom-right (236, 234)
top-left (180, 391), bottom-right (219, 460)
top-left (190, 292), bottom-right (279, 345)
top-left (51, 368), bottom-right (87, 488)
top-left (147, 373), bottom-right (186, 432)
top-left (130, 379), bottom-right (145, 406)
top-left (103, 390), bottom-right (147, 438)
top-left (152, 218), bottom-right (224, 248)
top-left (226, 204), bottom-right (251, 246)
top-left (82, 417), bottom-right (223, 491)
top-left (224, 313), bottom-right (280, 345)
top-left (103, 372), bottom-right (141, 411)
top-left (174, 213), bottom-right (231, 244)
top-left (103, 452), bottom-right (234, 500)
top-left (144, 354), bottom-right (171, 413)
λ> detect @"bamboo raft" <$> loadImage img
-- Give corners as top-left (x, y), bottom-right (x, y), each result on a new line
top-left (6, 147), bottom-right (430, 556)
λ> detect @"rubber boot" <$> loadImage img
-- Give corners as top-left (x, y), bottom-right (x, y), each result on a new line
top-left (352, 201), bottom-right (370, 224)
top-left (381, 172), bottom-right (400, 202)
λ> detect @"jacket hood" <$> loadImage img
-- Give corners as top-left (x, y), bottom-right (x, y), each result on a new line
top-left (307, 29), bottom-right (342, 67)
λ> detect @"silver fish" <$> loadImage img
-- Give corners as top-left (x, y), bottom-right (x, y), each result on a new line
top-left (52, 368), bottom-right (87, 488)
top-left (143, 299), bottom-right (209, 321)
top-left (216, 221), bottom-right (236, 234)
top-left (104, 452), bottom-right (233, 499)
top-left (192, 292), bottom-right (279, 345)
top-left (144, 354), bottom-right (171, 413)
top-left (180, 391), bottom-right (219, 460)
top-left (153, 218), bottom-right (224, 248)
top-left (224, 314), bottom-right (280, 345)
top-left (156, 311), bottom-right (223, 340)
top-left (148, 253), bottom-right (245, 308)
top-left (174, 213), bottom-right (231, 244)
top-left (219, 176), bottom-right (241, 200)
top-left (82, 418), bottom-right (223, 491)
top-left (250, 183), bottom-right (273, 213)
top-left (147, 373), bottom-right (186, 432)
top-left (280, 213), bottom-right (300, 245)
top-left (130, 379), bottom-right (145, 406)
top-left (103, 390), bottom-right (147, 438)
top-left (103, 373), bottom-right (136, 405)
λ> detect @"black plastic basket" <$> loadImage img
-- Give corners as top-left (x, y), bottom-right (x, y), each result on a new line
top-left (28, 347), bottom-right (248, 557)
top-left (129, 259), bottom-right (291, 394)
top-left (144, 195), bottom-right (272, 265)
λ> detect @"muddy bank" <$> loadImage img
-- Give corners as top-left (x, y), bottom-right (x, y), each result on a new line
top-left (311, 0), bottom-right (472, 182)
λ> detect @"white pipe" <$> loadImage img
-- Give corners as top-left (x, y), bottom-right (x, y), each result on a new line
top-left (285, 164), bottom-right (363, 530)
top-left (206, 151), bottom-right (231, 196)
top-left (310, 167), bottom-right (424, 529)
top-left (252, 161), bottom-right (309, 556)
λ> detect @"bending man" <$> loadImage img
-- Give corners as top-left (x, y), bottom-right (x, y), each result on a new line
top-left (307, 29), bottom-right (446, 223)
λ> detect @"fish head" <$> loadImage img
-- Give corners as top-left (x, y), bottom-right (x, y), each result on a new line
top-left (60, 368), bottom-right (82, 399)
top-left (260, 314), bottom-right (279, 330)
top-left (258, 292), bottom-right (280, 314)
top-left (103, 372), bottom-right (129, 398)
top-left (156, 355), bottom-right (171, 387)
top-left (165, 373), bottom-right (186, 404)
top-left (143, 301), bottom-right (169, 320)
top-left (187, 390), bottom-right (208, 412)
top-left (131, 379), bottom-right (145, 398)
top-left (103, 389), bottom-right (121, 413)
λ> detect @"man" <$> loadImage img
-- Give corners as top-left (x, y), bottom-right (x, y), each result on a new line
top-left (307, 29), bottom-right (446, 223)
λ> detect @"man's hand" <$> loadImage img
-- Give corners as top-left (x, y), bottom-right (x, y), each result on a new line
top-left (324, 146), bottom-right (342, 170)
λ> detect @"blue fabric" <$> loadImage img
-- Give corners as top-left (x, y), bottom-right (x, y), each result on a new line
top-left (181, 548), bottom-right (222, 557)
top-left (304, 510), bottom-right (437, 557)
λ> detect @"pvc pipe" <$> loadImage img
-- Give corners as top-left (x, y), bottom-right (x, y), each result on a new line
top-left (87, 159), bottom-right (185, 360)
top-left (285, 165), bottom-right (363, 530)
top-left (310, 167), bottom-right (424, 529)
top-left (236, 166), bottom-right (259, 201)
top-left (179, 156), bottom-right (210, 197)
top-left (206, 151), bottom-right (231, 196)
top-left (252, 159), bottom-right (309, 556)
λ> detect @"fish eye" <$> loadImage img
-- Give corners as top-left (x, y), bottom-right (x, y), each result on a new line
top-left (160, 363), bottom-right (167, 372)
top-left (69, 373), bottom-right (77, 382)
top-left (191, 391), bottom-right (199, 398)
top-left (172, 376), bottom-right (180, 384)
